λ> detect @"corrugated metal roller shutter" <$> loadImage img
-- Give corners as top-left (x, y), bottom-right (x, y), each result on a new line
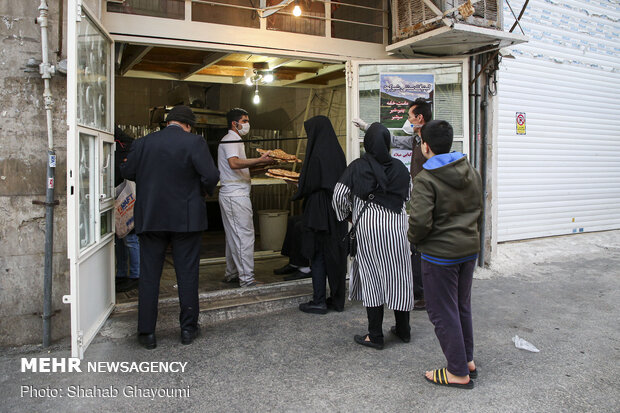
top-left (497, 0), bottom-right (620, 242)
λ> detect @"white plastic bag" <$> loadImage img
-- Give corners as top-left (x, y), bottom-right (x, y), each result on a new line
top-left (114, 180), bottom-right (136, 238)
top-left (512, 335), bottom-right (540, 352)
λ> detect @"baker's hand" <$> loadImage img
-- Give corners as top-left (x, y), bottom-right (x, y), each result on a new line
top-left (352, 117), bottom-right (368, 131)
top-left (259, 151), bottom-right (277, 165)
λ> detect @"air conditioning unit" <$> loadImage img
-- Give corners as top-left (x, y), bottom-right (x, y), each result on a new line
top-left (392, 0), bottom-right (501, 43)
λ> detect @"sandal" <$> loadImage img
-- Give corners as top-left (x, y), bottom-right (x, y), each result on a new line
top-left (469, 368), bottom-right (478, 379)
top-left (425, 368), bottom-right (474, 389)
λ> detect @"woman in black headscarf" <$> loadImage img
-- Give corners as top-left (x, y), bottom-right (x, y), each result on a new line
top-left (293, 115), bottom-right (348, 314)
top-left (332, 122), bottom-right (414, 349)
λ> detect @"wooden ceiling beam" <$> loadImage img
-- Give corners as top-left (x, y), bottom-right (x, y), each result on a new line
top-left (120, 45), bottom-right (153, 76)
top-left (277, 64), bottom-right (345, 86)
top-left (179, 52), bottom-right (230, 80)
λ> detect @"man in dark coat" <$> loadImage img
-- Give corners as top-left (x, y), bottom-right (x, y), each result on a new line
top-left (121, 105), bottom-right (219, 349)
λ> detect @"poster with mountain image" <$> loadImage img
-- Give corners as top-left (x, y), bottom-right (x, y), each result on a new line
top-left (380, 73), bottom-right (434, 129)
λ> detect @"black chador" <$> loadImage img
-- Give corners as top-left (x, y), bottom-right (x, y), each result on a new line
top-left (293, 115), bottom-right (348, 311)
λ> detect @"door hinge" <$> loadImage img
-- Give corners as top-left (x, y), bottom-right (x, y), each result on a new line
top-left (346, 62), bottom-right (353, 88)
top-left (62, 294), bottom-right (73, 304)
top-left (76, 1), bottom-right (82, 22)
top-left (77, 331), bottom-right (84, 346)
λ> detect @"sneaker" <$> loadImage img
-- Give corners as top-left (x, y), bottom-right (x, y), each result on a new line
top-left (116, 278), bottom-right (139, 293)
top-left (242, 281), bottom-right (264, 288)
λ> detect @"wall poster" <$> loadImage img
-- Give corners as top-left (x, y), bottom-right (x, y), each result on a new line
top-left (380, 73), bottom-right (434, 129)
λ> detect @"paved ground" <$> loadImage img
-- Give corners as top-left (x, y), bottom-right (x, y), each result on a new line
top-left (1, 231), bottom-right (619, 412)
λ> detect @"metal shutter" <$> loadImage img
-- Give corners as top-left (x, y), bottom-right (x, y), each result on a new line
top-left (497, 0), bottom-right (620, 241)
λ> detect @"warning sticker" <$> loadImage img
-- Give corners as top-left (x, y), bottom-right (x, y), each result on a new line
top-left (516, 112), bottom-right (526, 135)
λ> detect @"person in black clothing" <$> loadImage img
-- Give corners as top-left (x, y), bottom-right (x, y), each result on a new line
top-left (293, 115), bottom-right (348, 314)
top-left (121, 105), bottom-right (220, 349)
top-left (273, 215), bottom-right (312, 280)
top-left (114, 127), bottom-right (140, 293)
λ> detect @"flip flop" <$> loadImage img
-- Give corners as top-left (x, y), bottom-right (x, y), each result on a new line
top-left (425, 368), bottom-right (474, 390)
top-left (469, 368), bottom-right (478, 379)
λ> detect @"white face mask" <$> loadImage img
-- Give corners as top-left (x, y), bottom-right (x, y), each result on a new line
top-left (402, 119), bottom-right (414, 135)
top-left (236, 122), bottom-right (250, 136)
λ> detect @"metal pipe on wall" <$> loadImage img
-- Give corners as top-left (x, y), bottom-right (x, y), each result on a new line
top-left (36, 0), bottom-right (57, 347)
top-left (469, 57), bottom-right (476, 161)
top-left (478, 53), bottom-right (491, 268)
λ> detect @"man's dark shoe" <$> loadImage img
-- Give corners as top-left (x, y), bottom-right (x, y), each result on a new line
top-left (222, 276), bottom-right (239, 284)
top-left (413, 299), bottom-right (426, 311)
top-left (138, 333), bottom-right (157, 350)
top-left (273, 263), bottom-right (298, 275)
top-left (284, 270), bottom-right (312, 281)
top-left (181, 326), bottom-right (201, 345)
top-left (390, 326), bottom-right (411, 343)
top-left (354, 334), bottom-right (384, 350)
top-left (116, 278), bottom-right (139, 293)
top-left (326, 297), bottom-right (344, 312)
top-left (299, 301), bottom-right (327, 314)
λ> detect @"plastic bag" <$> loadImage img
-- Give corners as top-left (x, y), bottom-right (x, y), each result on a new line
top-left (114, 180), bottom-right (136, 238)
top-left (512, 335), bottom-right (540, 352)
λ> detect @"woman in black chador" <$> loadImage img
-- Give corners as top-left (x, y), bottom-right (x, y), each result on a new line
top-left (332, 122), bottom-right (414, 349)
top-left (293, 115), bottom-right (348, 314)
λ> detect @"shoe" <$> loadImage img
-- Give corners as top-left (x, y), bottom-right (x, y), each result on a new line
top-left (242, 280), bottom-right (264, 287)
top-left (299, 301), bottom-right (328, 314)
top-left (137, 332), bottom-right (157, 350)
top-left (469, 368), bottom-right (478, 379)
top-left (284, 270), bottom-right (312, 281)
top-left (273, 263), bottom-right (298, 275)
top-left (424, 368), bottom-right (474, 389)
top-left (116, 278), bottom-right (139, 293)
top-left (326, 297), bottom-right (344, 312)
top-left (413, 299), bottom-right (426, 311)
top-left (222, 276), bottom-right (239, 284)
top-left (354, 334), bottom-right (384, 350)
top-left (181, 326), bottom-right (201, 345)
top-left (390, 326), bottom-right (411, 343)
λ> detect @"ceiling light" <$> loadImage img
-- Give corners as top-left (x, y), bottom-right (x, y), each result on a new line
top-left (245, 76), bottom-right (253, 86)
top-left (263, 73), bottom-right (274, 83)
top-left (253, 89), bottom-right (260, 104)
top-left (293, 2), bottom-right (301, 17)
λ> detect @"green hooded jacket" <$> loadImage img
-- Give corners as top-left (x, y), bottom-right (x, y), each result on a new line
top-left (408, 153), bottom-right (483, 259)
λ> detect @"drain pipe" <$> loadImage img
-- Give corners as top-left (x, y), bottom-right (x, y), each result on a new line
top-left (35, 0), bottom-right (57, 348)
top-left (478, 54), bottom-right (490, 267)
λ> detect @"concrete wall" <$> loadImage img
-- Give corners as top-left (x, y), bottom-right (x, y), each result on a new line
top-left (0, 1), bottom-right (70, 346)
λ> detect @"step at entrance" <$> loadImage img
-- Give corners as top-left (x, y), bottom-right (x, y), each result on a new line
top-left (98, 280), bottom-right (313, 339)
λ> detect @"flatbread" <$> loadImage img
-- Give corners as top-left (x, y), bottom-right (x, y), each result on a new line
top-left (257, 148), bottom-right (302, 162)
top-left (265, 172), bottom-right (298, 183)
top-left (267, 168), bottom-right (300, 178)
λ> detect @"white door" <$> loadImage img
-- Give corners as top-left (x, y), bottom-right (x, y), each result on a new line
top-left (65, 1), bottom-right (115, 359)
top-left (347, 58), bottom-right (470, 163)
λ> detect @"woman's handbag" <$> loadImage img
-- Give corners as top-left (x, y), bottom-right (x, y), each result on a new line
top-left (343, 194), bottom-right (374, 258)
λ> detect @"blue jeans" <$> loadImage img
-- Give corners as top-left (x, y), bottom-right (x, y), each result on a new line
top-left (115, 233), bottom-right (140, 279)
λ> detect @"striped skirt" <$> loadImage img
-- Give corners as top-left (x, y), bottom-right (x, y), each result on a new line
top-left (332, 183), bottom-right (414, 311)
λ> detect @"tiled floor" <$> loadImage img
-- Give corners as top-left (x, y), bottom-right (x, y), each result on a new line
top-left (116, 231), bottom-right (296, 304)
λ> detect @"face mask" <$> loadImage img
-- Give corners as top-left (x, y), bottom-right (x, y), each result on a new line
top-left (236, 122), bottom-right (250, 136)
top-left (402, 119), bottom-right (414, 135)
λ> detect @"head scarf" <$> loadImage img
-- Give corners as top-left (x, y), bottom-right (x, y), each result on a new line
top-left (293, 115), bottom-right (346, 200)
top-left (339, 122), bottom-right (410, 213)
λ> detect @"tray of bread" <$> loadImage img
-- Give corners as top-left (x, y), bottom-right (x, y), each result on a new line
top-left (257, 148), bottom-right (302, 163)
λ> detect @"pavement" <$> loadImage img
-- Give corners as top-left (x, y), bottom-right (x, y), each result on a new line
top-left (1, 230), bottom-right (619, 412)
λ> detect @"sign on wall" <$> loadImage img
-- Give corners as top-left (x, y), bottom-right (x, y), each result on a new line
top-left (516, 112), bottom-right (526, 135)
top-left (380, 73), bottom-right (434, 129)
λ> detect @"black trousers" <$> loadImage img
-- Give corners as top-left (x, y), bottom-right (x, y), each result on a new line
top-left (411, 244), bottom-right (424, 300)
top-left (137, 231), bottom-right (202, 333)
top-left (366, 305), bottom-right (410, 344)
top-left (281, 216), bottom-right (309, 267)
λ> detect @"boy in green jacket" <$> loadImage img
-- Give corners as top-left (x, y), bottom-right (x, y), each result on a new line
top-left (408, 120), bottom-right (483, 390)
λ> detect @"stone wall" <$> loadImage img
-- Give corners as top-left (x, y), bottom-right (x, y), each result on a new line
top-left (0, 1), bottom-right (70, 346)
